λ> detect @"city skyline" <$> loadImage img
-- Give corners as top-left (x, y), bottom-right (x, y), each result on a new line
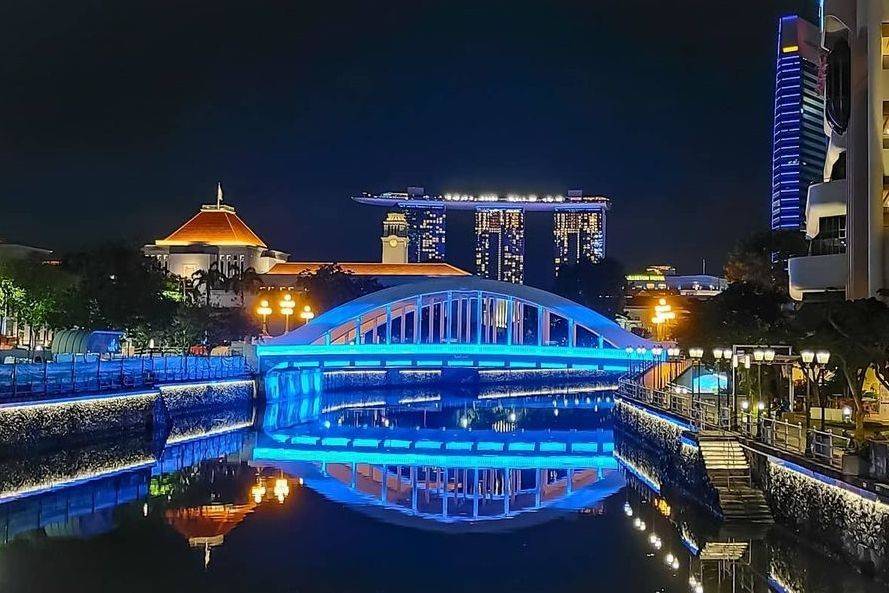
top-left (0, 1), bottom-right (817, 287)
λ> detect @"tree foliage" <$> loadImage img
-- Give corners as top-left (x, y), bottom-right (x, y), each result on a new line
top-left (297, 264), bottom-right (381, 313)
top-left (724, 230), bottom-right (807, 292)
top-left (553, 258), bottom-right (626, 319)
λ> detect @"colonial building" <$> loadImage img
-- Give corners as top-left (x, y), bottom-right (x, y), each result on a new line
top-left (143, 185), bottom-right (289, 278)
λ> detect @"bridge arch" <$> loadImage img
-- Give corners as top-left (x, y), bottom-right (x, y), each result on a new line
top-left (265, 277), bottom-right (649, 350)
top-left (256, 278), bottom-right (653, 375)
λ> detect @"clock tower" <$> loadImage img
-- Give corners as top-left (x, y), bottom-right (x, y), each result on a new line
top-left (381, 211), bottom-right (409, 263)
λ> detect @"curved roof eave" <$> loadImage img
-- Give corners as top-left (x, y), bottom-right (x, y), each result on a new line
top-left (265, 277), bottom-right (651, 349)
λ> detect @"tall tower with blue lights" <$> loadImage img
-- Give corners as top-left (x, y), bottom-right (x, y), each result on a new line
top-left (770, 14), bottom-right (827, 231)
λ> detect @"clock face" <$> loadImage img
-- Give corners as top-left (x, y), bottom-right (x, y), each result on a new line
top-left (389, 238), bottom-right (398, 248)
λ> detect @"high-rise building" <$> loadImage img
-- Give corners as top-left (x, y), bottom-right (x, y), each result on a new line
top-left (475, 209), bottom-right (524, 284)
top-left (770, 15), bottom-right (827, 231)
top-left (553, 190), bottom-right (607, 274)
top-left (788, 1), bottom-right (889, 301)
top-left (380, 211), bottom-right (409, 264)
top-left (403, 208), bottom-right (446, 263)
top-left (353, 189), bottom-right (609, 283)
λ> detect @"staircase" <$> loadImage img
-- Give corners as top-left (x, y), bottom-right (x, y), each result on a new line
top-left (698, 433), bottom-right (773, 524)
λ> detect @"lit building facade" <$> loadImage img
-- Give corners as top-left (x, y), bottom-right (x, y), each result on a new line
top-left (353, 188), bottom-right (609, 283)
top-left (475, 208), bottom-right (525, 284)
top-left (788, 1), bottom-right (889, 301)
top-left (553, 208), bottom-right (606, 275)
top-left (380, 211), bottom-right (408, 264)
top-left (771, 15), bottom-right (827, 231)
top-left (143, 185), bottom-right (289, 287)
top-left (403, 207), bottom-right (446, 263)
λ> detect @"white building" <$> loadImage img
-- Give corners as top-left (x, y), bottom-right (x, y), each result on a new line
top-left (143, 185), bottom-right (288, 279)
top-left (789, 1), bottom-right (889, 300)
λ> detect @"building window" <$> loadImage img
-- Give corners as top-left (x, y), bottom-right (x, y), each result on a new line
top-left (810, 215), bottom-right (846, 255)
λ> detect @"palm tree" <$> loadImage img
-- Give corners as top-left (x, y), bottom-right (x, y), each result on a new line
top-left (226, 267), bottom-right (264, 307)
top-left (191, 262), bottom-right (226, 307)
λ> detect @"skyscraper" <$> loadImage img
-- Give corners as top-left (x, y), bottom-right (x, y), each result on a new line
top-left (353, 189), bottom-right (608, 283)
top-left (475, 208), bottom-right (524, 284)
top-left (770, 15), bottom-right (827, 231)
top-left (553, 190), bottom-right (607, 275)
top-left (403, 207), bottom-right (446, 263)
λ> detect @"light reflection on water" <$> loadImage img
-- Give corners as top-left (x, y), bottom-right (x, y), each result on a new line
top-left (0, 380), bottom-right (884, 593)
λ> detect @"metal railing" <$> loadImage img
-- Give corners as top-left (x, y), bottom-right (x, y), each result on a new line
top-left (619, 376), bottom-right (853, 470)
top-left (0, 354), bottom-right (249, 402)
top-left (617, 377), bottom-right (730, 431)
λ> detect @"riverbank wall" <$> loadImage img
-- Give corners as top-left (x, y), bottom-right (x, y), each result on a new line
top-left (0, 378), bottom-right (255, 454)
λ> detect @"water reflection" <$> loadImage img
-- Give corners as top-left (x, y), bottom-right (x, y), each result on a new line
top-left (0, 381), bottom-right (884, 593)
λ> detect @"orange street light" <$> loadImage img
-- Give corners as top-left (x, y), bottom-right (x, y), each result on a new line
top-left (256, 299), bottom-right (273, 335)
top-left (299, 304), bottom-right (314, 324)
top-left (279, 292), bottom-right (296, 332)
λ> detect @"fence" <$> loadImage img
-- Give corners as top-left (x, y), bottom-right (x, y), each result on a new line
top-left (617, 377), bottom-right (731, 431)
top-left (620, 376), bottom-right (852, 471)
top-left (0, 355), bottom-right (249, 402)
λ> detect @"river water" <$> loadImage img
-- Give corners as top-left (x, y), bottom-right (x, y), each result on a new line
top-left (0, 380), bottom-right (883, 592)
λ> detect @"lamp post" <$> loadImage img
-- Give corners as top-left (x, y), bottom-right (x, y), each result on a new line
top-left (667, 347), bottom-right (680, 385)
top-left (689, 347), bottom-right (704, 418)
top-left (256, 299), bottom-right (273, 335)
top-left (816, 350), bottom-right (831, 431)
top-left (752, 348), bottom-right (764, 419)
top-left (763, 348), bottom-right (776, 418)
top-left (712, 347), bottom-right (731, 429)
top-left (279, 293), bottom-right (295, 333)
top-left (625, 346), bottom-right (635, 375)
top-left (299, 304), bottom-right (315, 325)
top-left (651, 346), bottom-right (664, 390)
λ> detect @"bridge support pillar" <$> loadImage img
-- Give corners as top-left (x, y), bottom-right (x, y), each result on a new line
top-left (568, 319), bottom-right (576, 348)
top-left (414, 297), bottom-right (422, 344)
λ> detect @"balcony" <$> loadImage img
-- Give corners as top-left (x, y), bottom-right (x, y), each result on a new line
top-left (805, 180), bottom-right (846, 238)
top-left (788, 253), bottom-right (848, 301)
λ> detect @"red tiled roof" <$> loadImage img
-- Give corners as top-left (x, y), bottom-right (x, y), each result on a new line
top-left (156, 206), bottom-right (266, 247)
top-left (264, 262), bottom-right (471, 276)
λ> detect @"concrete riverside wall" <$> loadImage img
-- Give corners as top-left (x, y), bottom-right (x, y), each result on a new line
top-left (264, 367), bottom-right (614, 398)
top-left (617, 395), bottom-right (889, 578)
top-left (613, 397), bottom-right (721, 516)
top-left (748, 450), bottom-right (889, 577)
top-left (0, 378), bottom-right (255, 454)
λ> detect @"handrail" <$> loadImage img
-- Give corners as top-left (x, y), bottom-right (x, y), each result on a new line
top-left (0, 354), bottom-right (249, 402)
top-left (619, 375), bottom-right (849, 470)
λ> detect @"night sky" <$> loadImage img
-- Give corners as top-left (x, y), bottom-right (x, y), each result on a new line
top-left (1, 1), bottom-right (815, 287)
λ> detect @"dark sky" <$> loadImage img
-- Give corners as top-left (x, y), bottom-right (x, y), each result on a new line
top-left (0, 0), bottom-right (815, 288)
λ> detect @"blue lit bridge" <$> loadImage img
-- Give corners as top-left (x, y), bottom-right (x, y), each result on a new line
top-left (257, 277), bottom-right (653, 378)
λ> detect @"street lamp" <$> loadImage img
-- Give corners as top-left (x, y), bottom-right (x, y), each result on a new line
top-left (651, 346), bottom-right (664, 389)
top-left (299, 304), bottom-right (315, 324)
top-left (279, 293), bottom-right (295, 333)
top-left (256, 299), bottom-right (273, 335)
top-left (689, 348), bottom-right (704, 409)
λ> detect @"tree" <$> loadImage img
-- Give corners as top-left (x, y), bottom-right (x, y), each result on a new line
top-left (675, 282), bottom-right (790, 348)
top-left (297, 264), bottom-right (381, 313)
top-left (0, 254), bottom-right (76, 350)
top-left (224, 267), bottom-right (264, 307)
top-left (553, 258), bottom-right (626, 319)
top-left (793, 298), bottom-right (889, 440)
top-left (191, 262), bottom-right (226, 307)
top-left (724, 229), bottom-right (807, 292)
top-left (59, 244), bottom-right (180, 346)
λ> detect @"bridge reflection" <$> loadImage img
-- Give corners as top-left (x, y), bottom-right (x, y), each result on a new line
top-left (254, 383), bottom-right (625, 529)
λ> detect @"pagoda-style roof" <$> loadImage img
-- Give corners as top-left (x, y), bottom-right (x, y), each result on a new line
top-left (155, 204), bottom-right (267, 248)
